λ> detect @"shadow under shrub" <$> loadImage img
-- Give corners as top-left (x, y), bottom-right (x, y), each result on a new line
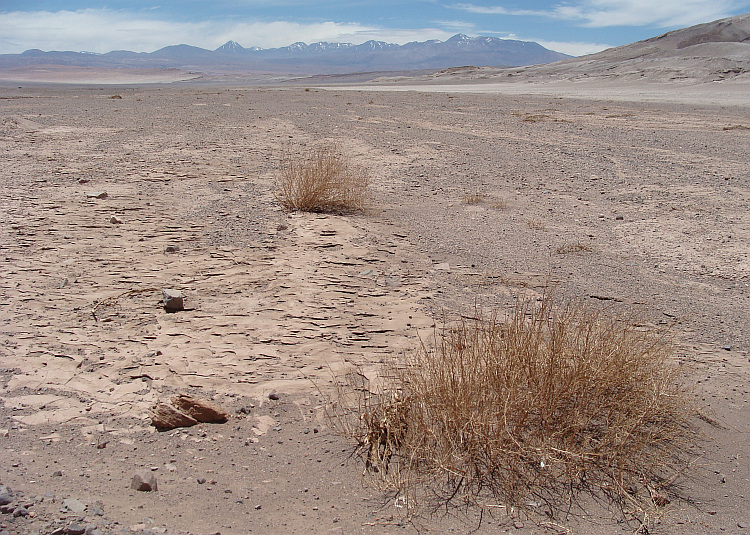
top-left (275, 144), bottom-right (368, 213)
top-left (329, 296), bottom-right (697, 524)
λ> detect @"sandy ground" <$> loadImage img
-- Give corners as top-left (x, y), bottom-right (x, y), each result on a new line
top-left (1, 82), bottom-right (749, 534)
top-left (0, 66), bottom-right (201, 85)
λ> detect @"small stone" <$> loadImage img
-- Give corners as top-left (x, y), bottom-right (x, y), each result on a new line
top-left (164, 245), bottom-right (180, 253)
top-left (254, 505), bottom-right (262, 510)
top-left (162, 289), bottom-right (184, 312)
top-left (615, 215), bottom-right (624, 220)
top-left (130, 470), bottom-right (158, 492)
top-left (61, 498), bottom-right (86, 514)
top-left (12, 506), bottom-right (28, 517)
top-left (197, 478), bottom-right (206, 485)
top-left (722, 344), bottom-right (732, 351)
top-left (738, 522), bottom-right (748, 528)
top-left (52, 470), bottom-right (63, 477)
top-left (90, 505), bottom-right (105, 516)
top-left (0, 489), bottom-right (12, 506)
top-left (0, 504), bottom-right (14, 514)
top-left (109, 216), bottom-right (123, 224)
top-left (86, 192), bottom-right (108, 200)
top-left (652, 492), bottom-right (670, 507)
top-left (65, 522), bottom-right (86, 535)
top-left (268, 393), bottom-right (280, 401)
top-left (514, 521), bottom-right (525, 529)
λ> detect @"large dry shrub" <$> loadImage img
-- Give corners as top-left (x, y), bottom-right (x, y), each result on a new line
top-left (329, 296), bottom-right (696, 523)
top-left (275, 145), bottom-right (368, 213)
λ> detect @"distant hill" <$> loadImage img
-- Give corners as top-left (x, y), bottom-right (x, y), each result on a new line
top-left (0, 35), bottom-right (570, 75)
top-left (424, 13), bottom-right (750, 84)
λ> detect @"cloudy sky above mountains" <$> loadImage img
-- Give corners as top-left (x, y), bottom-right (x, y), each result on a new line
top-left (1, 0), bottom-right (749, 57)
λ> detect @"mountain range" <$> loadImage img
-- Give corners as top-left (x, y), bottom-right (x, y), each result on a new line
top-left (424, 13), bottom-right (750, 85)
top-left (0, 35), bottom-right (570, 75)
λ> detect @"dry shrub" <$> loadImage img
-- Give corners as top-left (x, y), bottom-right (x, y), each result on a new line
top-left (275, 145), bottom-right (368, 213)
top-left (329, 296), bottom-right (696, 524)
top-left (556, 242), bottom-right (592, 254)
top-left (464, 192), bottom-right (485, 205)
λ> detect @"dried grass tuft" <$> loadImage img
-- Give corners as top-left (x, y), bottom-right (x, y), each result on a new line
top-left (328, 295), bottom-right (696, 524)
top-left (274, 145), bottom-right (368, 213)
top-left (556, 242), bottom-right (592, 254)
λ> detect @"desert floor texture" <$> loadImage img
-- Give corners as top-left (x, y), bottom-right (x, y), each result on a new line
top-left (1, 80), bottom-right (749, 534)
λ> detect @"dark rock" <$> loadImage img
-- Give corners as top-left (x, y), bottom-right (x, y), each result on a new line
top-left (197, 478), bottom-right (206, 485)
top-left (130, 471), bottom-right (158, 492)
top-left (0, 504), bottom-right (14, 514)
top-left (0, 488), bottom-right (12, 506)
top-left (652, 491), bottom-right (670, 507)
top-left (268, 392), bottom-right (279, 400)
top-left (86, 192), bottom-right (108, 200)
top-left (12, 506), bottom-right (28, 517)
top-left (164, 245), bottom-right (180, 253)
top-left (52, 470), bottom-right (63, 477)
top-left (162, 288), bottom-right (184, 311)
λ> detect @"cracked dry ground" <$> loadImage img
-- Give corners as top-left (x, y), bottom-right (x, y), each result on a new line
top-left (1, 85), bottom-right (749, 534)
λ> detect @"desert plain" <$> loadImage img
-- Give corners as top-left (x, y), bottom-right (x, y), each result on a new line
top-left (1, 76), bottom-right (749, 535)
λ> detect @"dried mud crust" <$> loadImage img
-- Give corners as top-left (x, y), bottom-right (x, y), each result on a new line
top-left (1, 85), bottom-right (749, 534)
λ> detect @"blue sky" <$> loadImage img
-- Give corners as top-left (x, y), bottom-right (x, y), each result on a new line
top-left (2, 1), bottom-right (749, 56)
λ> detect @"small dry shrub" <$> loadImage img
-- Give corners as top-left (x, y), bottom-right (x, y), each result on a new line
top-left (275, 145), bottom-right (368, 213)
top-left (329, 296), bottom-right (696, 523)
top-left (556, 242), bottom-right (592, 254)
top-left (464, 192), bottom-right (484, 205)
top-left (527, 219), bottom-right (546, 230)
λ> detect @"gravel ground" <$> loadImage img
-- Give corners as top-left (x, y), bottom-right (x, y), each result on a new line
top-left (1, 83), bottom-right (749, 534)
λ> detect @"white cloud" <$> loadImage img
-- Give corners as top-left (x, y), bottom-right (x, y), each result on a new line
top-left (0, 9), bottom-right (454, 54)
top-left (452, 4), bottom-right (548, 16)
top-left (550, 0), bottom-right (748, 28)
top-left (453, 0), bottom-right (749, 28)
